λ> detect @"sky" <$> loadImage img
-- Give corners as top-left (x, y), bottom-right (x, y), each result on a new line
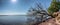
top-left (0, 0), bottom-right (52, 15)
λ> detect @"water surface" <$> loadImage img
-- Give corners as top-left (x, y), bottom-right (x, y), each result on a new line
top-left (0, 15), bottom-right (30, 25)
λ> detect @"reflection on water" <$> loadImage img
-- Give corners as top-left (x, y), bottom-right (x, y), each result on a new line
top-left (0, 15), bottom-right (30, 25)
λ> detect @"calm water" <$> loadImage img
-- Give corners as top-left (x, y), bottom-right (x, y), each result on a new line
top-left (0, 15), bottom-right (33, 25)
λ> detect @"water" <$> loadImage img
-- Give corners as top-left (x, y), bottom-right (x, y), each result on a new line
top-left (0, 15), bottom-right (30, 25)
top-left (0, 15), bottom-right (51, 25)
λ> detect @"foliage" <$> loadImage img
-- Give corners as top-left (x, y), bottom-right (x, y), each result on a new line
top-left (48, 0), bottom-right (60, 15)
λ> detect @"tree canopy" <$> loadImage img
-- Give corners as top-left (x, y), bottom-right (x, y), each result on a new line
top-left (48, 0), bottom-right (60, 15)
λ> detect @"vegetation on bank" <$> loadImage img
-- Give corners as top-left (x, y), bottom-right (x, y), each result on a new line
top-left (48, 0), bottom-right (60, 17)
top-left (26, 0), bottom-right (60, 25)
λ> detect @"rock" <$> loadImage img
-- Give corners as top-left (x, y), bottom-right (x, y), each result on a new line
top-left (53, 12), bottom-right (60, 17)
top-left (38, 12), bottom-right (60, 25)
top-left (38, 18), bottom-right (59, 25)
top-left (55, 14), bottom-right (60, 25)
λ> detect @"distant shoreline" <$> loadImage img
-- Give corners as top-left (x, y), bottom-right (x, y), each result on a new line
top-left (0, 15), bottom-right (28, 16)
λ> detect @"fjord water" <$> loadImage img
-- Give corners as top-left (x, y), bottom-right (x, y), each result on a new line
top-left (0, 15), bottom-right (31, 25)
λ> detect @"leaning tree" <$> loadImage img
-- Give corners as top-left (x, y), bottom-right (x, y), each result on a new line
top-left (27, 3), bottom-right (51, 25)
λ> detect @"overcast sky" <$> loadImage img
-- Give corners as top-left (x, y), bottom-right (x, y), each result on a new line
top-left (0, 0), bottom-right (52, 15)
